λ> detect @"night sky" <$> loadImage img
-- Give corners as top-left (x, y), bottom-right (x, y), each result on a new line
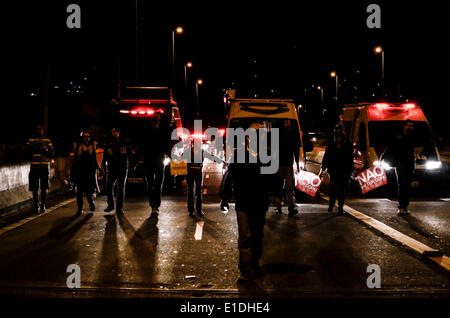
top-left (2, 1), bottom-right (449, 147)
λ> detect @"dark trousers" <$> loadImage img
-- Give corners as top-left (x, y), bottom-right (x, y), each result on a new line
top-left (145, 163), bottom-right (165, 209)
top-left (187, 167), bottom-right (203, 212)
top-left (106, 169), bottom-right (128, 210)
top-left (76, 180), bottom-right (94, 210)
top-left (329, 173), bottom-right (347, 210)
top-left (395, 168), bottom-right (412, 210)
top-left (236, 209), bottom-right (267, 276)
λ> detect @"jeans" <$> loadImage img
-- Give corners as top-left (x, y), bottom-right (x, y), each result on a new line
top-left (236, 209), bottom-right (267, 276)
top-left (76, 180), bottom-right (94, 211)
top-left (329, 173), bottom-right (348, 210)
top-left (277, 165), bottom-right (295, 210)
top-left (187, 167), bottom-right (203, 212)
top-left (106, 169), bottom-right (128, 210)
top-left (395, 168), bottom-right (412, 210)
top-left (145, 162), bottom-right (165, 209)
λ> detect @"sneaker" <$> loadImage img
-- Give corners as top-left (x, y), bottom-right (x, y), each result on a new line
top-left (276, 206), bottom-right (282, 214)
top-left (220, 202), bottom-right (229, 211)
top-left (197, 210), bottom-right (205, 217)
top-left (397, 208), bottom-right (406, 216)
top-left (188, 211), bottom-right (195, 217)
top-left (338, 209), bottom-right (345, 215)
top-left (288, 208), bottom-right (299, 216)
top-left (116, 208), bottom-right (124, 216)
top-left (104, 205), bottom-right (114, 212)
top-left (76, 209), bottom-right (84, 216)
top-left (39, 204), bottom-right (46, 214)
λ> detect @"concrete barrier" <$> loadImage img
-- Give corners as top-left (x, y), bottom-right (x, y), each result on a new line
top-left (0, 157), bottom-right (72, 215)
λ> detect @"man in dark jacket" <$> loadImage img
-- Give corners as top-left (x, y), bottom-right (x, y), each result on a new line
top-left (26, 124), bottom-right (54, 213)
top-left (381, 120), bottom-right (415, 215)
top-left (320, 129), bottom-right (354, 215)
top-left (142, 113), bottom-right (171, 217)
top-left (220, 123), bottom-right (277, 283)
top-left (275, 119), bottom-right (301, 216)
top-left (102, 127), bottom-right (133, 215)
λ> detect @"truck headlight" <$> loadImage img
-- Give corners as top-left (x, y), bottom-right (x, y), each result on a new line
top-left (163, 157), bottom-right (171, 166)
top-left (375, 160), bottom-right (392, 170)
top-left (425, 160), bottom-right (442, 170)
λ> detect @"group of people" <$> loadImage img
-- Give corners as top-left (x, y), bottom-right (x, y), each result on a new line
top-left (25, 118), bottom-right (416, 283)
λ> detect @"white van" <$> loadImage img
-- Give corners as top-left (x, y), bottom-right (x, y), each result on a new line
top-left (225, 90), bottom-right (312, 171)
top-left (342, 102), bottom-right (443, 188)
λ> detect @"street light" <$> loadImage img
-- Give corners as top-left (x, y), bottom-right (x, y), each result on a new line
top-left (196, 79), bottom-right (203, 118)
top-left (171, 26), bottom-right (184, 96)
top-left (330, 72), bottom-right (338, 102)
top-left (184, 62), bottom-right (192, 88)
top-left (374, 46), bottom-right (384, 99)
top-left (317, 86), bottom-right (324, 110)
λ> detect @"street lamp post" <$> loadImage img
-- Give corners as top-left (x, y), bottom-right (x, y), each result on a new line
top-left (317, 86), bottom-right (324, 110)
top-left (171, 26), bottom-right (183, 97)
top-left (196, 79), bottom-right (203, 119)
top-left (330, 72), bottom-right (338, 102)
top-left (184, 62), bottom-right (192, 89)
top-left (182, 62), bottom-right (192, 126)
top-left (375, 46), bottom-right (384, 99)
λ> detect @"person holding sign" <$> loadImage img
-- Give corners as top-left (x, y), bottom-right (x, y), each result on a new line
top-left (319, 129), bottom-right (353, 215)
top-left (380, 120), bottom-right (415, 216)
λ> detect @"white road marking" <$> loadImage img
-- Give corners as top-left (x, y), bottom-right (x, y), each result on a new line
top-left (441, 198), bottom-right (450, 202)
top-left (194, 221), bottom-right (204, 240)
top-left (0, 197), bottom-right (76, 237)
top-left (320, 192), bottom-right (450, 271)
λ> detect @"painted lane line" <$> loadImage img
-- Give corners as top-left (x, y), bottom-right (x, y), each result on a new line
top-left (319, 193), bottom-right (450, 271)
top-left (194, 221), bottom-right (204, 240)
top-left (0, 197), bottom-right (76, 237)
top-left (441, 198), bottom-right (450, 202)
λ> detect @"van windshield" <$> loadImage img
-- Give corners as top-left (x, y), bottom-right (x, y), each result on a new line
top-left (368, 121), bottom-right (435, 147)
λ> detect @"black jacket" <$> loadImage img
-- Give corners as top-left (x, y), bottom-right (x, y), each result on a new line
top-left (381, 133), bottom-right (415, 171)
top-left (321, 141), bottom-right (354, 177)
top-left (102, 138), bottom-right (132, 173)
top-left (140, 126), bottom-right (171, 168)
top-left (220, 147), bottom-right (278, 213)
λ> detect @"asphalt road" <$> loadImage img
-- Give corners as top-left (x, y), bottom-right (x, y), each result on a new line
top-left (0, 173), bottom-right (449, 298)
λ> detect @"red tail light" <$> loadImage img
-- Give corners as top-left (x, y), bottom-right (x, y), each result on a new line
top-left (218, 128), bottom-right (225, 136)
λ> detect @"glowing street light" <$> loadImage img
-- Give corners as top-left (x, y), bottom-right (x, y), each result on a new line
top-left (171, 26), bottom-right (184, 95)
top-left (196, 79), bottom-right (203, 118)
top-left (330, 72), bottom-right (339, 102)
top-left (374, 46), bottom-right (385, 99)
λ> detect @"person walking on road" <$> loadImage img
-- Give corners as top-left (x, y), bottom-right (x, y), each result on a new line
top-left (220, 122), bottom-right (276, 283)
top-left (381, 119), bottom-right (415, 216)
top-left (319, 128), bottom-right (353, 215)
top-left (72, 131), bottom-right (100, 215)
top-left (274, 119), bottom-right (301, 216)
top-left (26, 124), bottom-right (54, 214)
top-left (102, 127), bottom-right (133, 215)
top-left (142, 113), bottom-right (171, 217)
top-left (186, 138), bottom-right (205, 217)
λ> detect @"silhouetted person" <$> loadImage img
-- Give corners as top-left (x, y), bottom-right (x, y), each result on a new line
top-left (320, 129), bottom-right (353, 215)
top-left (102, 127), bottom-right (133, 215)
top-left (274, 119), bottom-right (301, 216)
top-left (381, 119), bottom-right (415, 215)
top-left (186, 139), bottom-right (205, 217)
top-left (72, 131), bottom-right (100, 215)
top-left (220, 123), bottom-right (276, 283)
top-left (26, 124), bottom-right (54, 213)
top-left (142, 113), bottom-right (171, 217)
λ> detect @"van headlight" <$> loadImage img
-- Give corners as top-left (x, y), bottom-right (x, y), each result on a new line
top-left (375, 160), bottom-right (392, 170)
top-left (425, 160), bottom-right (442, 170)
top-left (163, 157), bottom-right (171, 166)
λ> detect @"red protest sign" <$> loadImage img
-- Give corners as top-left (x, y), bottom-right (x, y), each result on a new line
top-left (357, 166), bottom-right (388, 194)
top-left (295, 170), bottom-right (323, 197)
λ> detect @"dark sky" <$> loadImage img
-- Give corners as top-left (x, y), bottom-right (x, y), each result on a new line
top-left (2, 0), bottom-right (449, 139)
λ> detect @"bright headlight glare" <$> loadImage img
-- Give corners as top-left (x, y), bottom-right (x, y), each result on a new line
top-left (373, 160), bottom-right (381, 166)
top-left (163, 158), bottom-right (171, 166)
top-left (380, 160), bottom-right (392, 170)
top-left (425, 160), bottom-right (441, 170)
